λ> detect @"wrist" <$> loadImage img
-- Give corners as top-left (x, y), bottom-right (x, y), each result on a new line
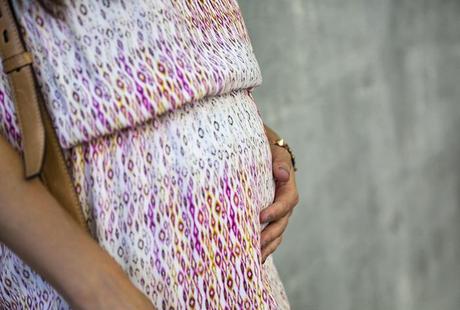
top-left (63, 250), bottom-right (129, 307)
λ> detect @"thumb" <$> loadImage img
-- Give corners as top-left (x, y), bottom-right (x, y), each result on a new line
top-left (273, 161), bottom-right (290, 182)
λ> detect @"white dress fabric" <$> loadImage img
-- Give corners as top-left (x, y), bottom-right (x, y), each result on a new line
top-left (0, 1), bottom-right (290, 309)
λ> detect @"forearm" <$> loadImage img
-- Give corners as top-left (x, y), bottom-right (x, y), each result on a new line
top-left (0, 136), bottom-right (129, 307)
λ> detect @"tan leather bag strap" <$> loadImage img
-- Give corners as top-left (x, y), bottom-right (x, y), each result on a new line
top-left (0, 0), bottom-right (44, 178)
top-left (0, 0), bottom-right (88, 231)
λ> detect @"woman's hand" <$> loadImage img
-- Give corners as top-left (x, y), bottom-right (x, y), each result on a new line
top-left (76, 264), bottom-right (155, 310)
top-left (0, 136), bottom-right (155, 310)
top-left (260, 125), bottom-right (299, 263)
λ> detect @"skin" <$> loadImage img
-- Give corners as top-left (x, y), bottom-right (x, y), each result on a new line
top-left (0, 136), bottom-right (155, 309)
top-left (261, 125), bottom-right (300, 263)
top-left (0, 124), bottom-right (295, 308)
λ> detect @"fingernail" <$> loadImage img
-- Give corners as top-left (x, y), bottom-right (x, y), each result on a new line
top-left (278, 166), bottom-right (290, 179)
top-left (261, 213), bottom-right (271, 224)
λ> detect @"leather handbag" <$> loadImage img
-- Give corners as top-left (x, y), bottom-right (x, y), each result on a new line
top-left (0, 0), bottom-right (88, 232)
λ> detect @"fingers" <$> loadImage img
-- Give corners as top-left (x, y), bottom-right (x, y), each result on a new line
top-left (261, 235), bottom-right (283, 263)
top-left (260, 200), bottom-right (289, 224)
top-left (260, 181), bottom-right (299, 224)
top-left (258, 136), bottom-right (299, 262)
top-left (263, 144), bottom-right (298, 224)
top-left (261, 215), bottom-right (289, 248)
top-left (271, 145), bottom-right (292, 183)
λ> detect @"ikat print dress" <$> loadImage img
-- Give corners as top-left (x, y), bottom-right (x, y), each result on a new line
top-left (0, 0), bottom-right (290, 309)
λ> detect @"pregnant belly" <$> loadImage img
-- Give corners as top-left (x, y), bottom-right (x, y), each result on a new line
top-left (67, 89), bottom-right (279, 308)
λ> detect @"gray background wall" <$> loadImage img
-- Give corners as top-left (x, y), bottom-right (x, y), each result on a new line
top-left (238, 0), bottom-right (460, 309)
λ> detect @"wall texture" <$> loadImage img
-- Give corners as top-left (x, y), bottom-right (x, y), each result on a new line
top-left (238, 0), bottom-right (460, 309)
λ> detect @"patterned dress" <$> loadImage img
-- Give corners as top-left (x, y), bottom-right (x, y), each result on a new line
top-left (0, 1), bottom-right (290, 309)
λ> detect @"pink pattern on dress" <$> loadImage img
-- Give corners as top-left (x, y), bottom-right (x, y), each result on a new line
top-left (0, 1), bottom-right (289, 308)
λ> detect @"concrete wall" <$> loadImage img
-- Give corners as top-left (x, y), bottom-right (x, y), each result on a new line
top-left (238, 0), bottom-right (460, 309)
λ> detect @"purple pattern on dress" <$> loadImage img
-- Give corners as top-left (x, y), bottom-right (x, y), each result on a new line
top-left (0, 0), bottom-right (262, 149)
top-left (0, 1), bottom-right (289, 308)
